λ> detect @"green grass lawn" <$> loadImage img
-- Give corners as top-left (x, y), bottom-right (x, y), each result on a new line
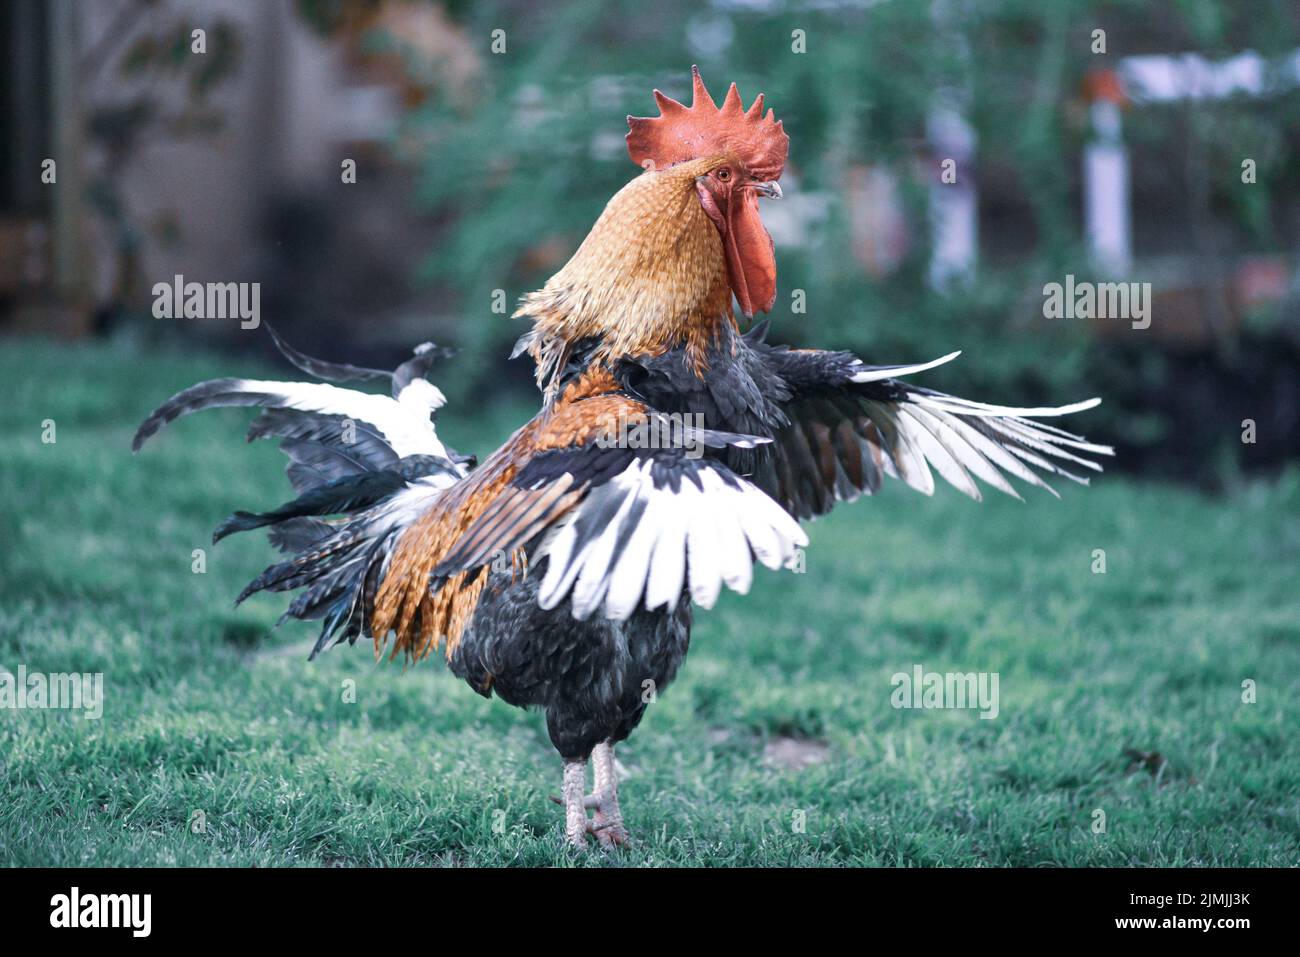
top-left (2, 336), bottom-right (1298, 867)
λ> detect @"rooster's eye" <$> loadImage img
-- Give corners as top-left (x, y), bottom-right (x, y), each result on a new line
top-left (716, 168), bottom-right (731, 181)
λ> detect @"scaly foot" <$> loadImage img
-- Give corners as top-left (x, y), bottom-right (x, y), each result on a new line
top-left (561, 759), bottom-right (588, 849)
top-left (590, 741), bottom-right (629, 848)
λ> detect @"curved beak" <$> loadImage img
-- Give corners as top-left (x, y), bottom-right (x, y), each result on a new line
top-left (724, 189), bottom-right (778, 318)
top-left (751, 180), bottom-right (782, 200)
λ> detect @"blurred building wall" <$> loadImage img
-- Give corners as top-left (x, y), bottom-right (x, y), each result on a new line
top-left (2, 0), bottom-right (422, 348)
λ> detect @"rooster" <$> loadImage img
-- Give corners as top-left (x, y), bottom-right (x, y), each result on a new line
top-left (134, 68), bottom-right (1112, 849)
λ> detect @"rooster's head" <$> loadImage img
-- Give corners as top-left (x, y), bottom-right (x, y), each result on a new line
top-left (625, 66), bottom-right (788, 318)
top-left (516, 67), bottom-right (788, 395)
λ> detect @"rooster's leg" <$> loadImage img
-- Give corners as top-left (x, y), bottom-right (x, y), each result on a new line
top-left (590, 740), bottom-right (629, 847)
top-left (561, 759), bottom-right (589, 848)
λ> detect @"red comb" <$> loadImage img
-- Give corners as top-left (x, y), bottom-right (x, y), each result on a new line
top-left (626, 66), bottom-right (788, 181)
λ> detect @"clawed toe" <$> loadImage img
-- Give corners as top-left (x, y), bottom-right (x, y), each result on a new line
top-left (592, 817), bottom-right (630, 848)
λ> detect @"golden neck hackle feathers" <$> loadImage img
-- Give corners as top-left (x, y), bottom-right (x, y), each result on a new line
top-left (514, 155), bottom-right (736, 399)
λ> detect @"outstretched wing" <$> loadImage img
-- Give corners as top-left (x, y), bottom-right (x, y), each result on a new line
top-left (436, 441), bottom-right (807, 621)
top-left (132, 334), bottom-right (461, 494)
top-left (360, 392), bottom-right (807, 663)
top-left (747, 337), bottom-right (1114, 520)
top-left (132, 334), bottom-right (474, 658)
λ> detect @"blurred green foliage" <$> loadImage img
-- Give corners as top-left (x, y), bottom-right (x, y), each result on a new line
top-left (384, 0), bottom-right (1300, 444)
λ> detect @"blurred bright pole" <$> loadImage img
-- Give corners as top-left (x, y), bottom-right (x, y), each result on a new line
top-left (927, 100), bottom-right (977, 291)
top-left (927, 0), bottom-right (976, 292)
top-left (1083, 70), bottom-right (1131, 276)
